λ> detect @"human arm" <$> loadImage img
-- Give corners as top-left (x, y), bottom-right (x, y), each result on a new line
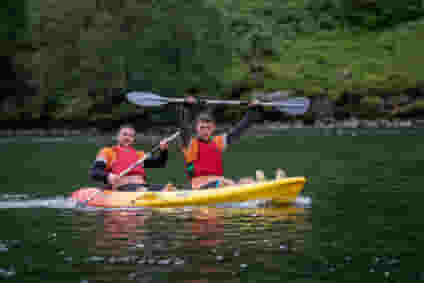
top-left (143, 149), bottom-right (168, 168)
top-left (143, 138), bottom-right (169, 168)
top-left (225, 101), bottom-right (263, 146)
top-left (90, 148), bottom-right (112, 184)
top-left (90, 161), bottom-right (109, 184)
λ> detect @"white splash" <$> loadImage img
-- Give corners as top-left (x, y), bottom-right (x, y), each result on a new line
top-left (295, 196), bottom-right (312, 207)
top-left (0, 196), bottom-right (77, 209)
top-left (215, 199), bottom-right (268, 209)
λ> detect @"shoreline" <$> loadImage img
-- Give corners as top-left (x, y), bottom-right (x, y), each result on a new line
top-left (1, 118), bottom-right (424, 139)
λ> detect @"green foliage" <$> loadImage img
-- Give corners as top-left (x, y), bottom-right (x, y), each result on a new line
top-left (220, 57), bottom-right (250, 91)
top-left (149, 107), bottom-right (178, 124)
top-left (398, 99), bottom-right (424, 116)
top-left (358, 95), bottom-right (384, 118)
top-left (124, 0), bottom-right (233, 97)
top-left (218, 0), bottom-right (319, 59)
top-left (308, 0), bottom-right (424, 30)
top-left (8, 0), bottom-right (424, 123)
top-left (0, 0), bottom-right (27, 42)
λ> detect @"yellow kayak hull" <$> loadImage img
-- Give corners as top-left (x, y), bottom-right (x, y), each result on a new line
top-left (71, 177), bottom-right (306, 208)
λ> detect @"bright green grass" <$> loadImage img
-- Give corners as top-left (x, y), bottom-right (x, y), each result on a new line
top-left (261, 20), bottom-right (424, 98)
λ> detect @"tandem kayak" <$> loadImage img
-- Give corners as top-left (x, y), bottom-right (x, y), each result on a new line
top-left (70, 177), bottom-right (306, 208)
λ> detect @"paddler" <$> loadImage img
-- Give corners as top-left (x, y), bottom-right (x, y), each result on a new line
top-left (90, 124), bottom-right (173, 191)
top-left (178, 96), bottom-right (262, 189)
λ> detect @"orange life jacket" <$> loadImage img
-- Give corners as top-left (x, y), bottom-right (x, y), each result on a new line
top-left (183, 136), bottom-right (224, 178)
top-left (96, 146), bottom-right (146, 177)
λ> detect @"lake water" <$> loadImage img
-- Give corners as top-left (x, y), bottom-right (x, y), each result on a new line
top-left (0, 128), bottom-right (422, 282)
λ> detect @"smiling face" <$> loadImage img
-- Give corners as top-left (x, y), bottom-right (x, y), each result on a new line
top-left (117, 126), bottom-right (136, 147)
top-left (196, 120), bottom-right (216, 141)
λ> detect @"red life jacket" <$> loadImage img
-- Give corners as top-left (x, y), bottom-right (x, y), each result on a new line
top-left (109, 146), bottom-right (146, 177)
top-left (183, 136), bottom-right (224, 178)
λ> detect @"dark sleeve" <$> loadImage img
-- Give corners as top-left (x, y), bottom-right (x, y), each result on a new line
top-left (90, 161), bottom-right (109, 184)
top-left (226, 107), bottom-right (262, 145)
top-left (177, 103), bottom-right (205, 148)
top-left (143, 149), bottom-right (168, 168)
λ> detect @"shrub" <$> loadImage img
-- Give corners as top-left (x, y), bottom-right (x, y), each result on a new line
top-left (358, 95), bottom-right (384, 118)
top-left (397, 99), bottom-right (424, 117)
top-left (308, 0), bottom-right (424, 30)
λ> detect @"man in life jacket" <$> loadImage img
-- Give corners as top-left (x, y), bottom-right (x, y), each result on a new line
top-left (178, 97), bottom-right (261, 189)
top-left (90, 124), bottom-right (173, 191)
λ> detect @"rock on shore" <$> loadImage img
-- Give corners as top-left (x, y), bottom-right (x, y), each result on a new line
top-left (1, 118), bottom-right (424, 138)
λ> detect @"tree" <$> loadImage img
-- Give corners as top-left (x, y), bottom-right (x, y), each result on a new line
top-left (123, 0), bottom-right (232, 97)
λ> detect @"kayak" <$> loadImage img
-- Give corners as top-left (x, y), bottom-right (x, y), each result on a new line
top-left (70, 177), bottom-right (306, 208)
top-left (71, 177), bottom-right (306, 208)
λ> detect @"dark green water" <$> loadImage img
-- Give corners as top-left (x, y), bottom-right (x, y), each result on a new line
top-left (0, 128), bottom-right (423, 282)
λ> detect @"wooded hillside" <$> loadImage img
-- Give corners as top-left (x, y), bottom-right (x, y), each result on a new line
top-left (3, 0), bottom-right (424, 128)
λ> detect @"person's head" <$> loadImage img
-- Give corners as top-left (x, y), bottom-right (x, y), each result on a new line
top-left (116, 124), bottom-right (136, 147)
top-left (195, 112), bottom-right (216, 140)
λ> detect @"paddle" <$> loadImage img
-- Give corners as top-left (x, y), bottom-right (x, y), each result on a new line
top-left (126, 91), bottom-right (310, 115)
top-left (118, 131), bottom-right (180, 178)
top-left (76, 131), bottom-right (181, 208)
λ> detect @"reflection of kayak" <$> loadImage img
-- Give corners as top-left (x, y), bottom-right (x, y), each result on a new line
top-left (71, 177), bottom-right (306, 208)
top-left (185, 205), bottom-right (307, 225)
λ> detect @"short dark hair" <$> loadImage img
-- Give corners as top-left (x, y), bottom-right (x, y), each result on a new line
top-left (196, 112), bottom-right (215, 124)
top-left (117, 124), bottom-right (136, 134)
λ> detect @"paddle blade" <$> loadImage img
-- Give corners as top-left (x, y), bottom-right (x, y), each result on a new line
top-left (126, 91), bottom-right (169, 107)
top-left (271, 97), bottom-right (311, 115)
top-left (256, 91), bottom-right (290, 102)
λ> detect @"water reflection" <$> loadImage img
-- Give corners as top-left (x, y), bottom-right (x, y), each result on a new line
top-left (95, 210), bottom-right (150, 254)
top-left (70, 204), bottom-right (311, 282)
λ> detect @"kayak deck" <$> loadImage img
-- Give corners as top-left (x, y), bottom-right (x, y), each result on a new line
top-left (71, 177), bottom-right (306, 208)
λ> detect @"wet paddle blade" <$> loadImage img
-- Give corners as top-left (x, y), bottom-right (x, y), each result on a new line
top-left (271, 97), bottom-right (311, 115)
top-left (256, 91), bottom-right (290, 102)
top-left (126, 91), bottom-right (169, 107)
